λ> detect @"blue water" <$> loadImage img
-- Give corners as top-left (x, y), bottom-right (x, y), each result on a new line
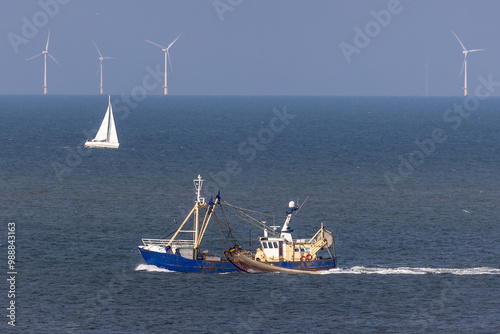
top-left (1, 95), bottom-right (499, 333)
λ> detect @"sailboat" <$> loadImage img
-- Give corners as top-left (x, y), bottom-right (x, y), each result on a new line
top-left (84, 95), bottom-right (119, 149)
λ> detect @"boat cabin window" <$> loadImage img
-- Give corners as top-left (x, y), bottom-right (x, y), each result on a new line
top-left (263, 242), bottom-right (268, 249)
top-left (268, 242), bottom-right (273, 248)
top-left (273, 242), bottom-right (278, 248)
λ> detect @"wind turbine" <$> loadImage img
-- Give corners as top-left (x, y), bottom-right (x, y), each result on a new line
top-left (26, 28), bottom-right (60, 95)
top-left (145, 34), bottom-right (181, 95)
top-left (92, 40), bottom-right (115, 95)
top-left (451, 30), bottom-right (485, 96)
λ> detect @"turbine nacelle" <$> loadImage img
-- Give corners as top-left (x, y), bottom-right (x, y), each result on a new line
top-left (98, 56), bottom-right (114, 62)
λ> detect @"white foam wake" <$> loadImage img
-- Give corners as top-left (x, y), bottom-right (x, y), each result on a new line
top-left (317, 266), bottom-right (500, 275)
top-left (135, 264), bottom-right (175, 273)
top-left (134, 264), bottom-right (500, 275)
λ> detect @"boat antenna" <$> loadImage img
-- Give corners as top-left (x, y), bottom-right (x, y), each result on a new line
top-left (294, 195), bottom-right (310, 216)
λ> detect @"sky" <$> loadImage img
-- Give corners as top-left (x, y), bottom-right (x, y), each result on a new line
top-left (1, 0), bottom-right (500, 96)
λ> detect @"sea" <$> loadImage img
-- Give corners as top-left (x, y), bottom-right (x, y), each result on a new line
top-left (0, 95), bottom-right (499, 333)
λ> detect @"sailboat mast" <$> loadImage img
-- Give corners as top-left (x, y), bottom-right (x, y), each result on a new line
top-left (106, 96), bottom-right (112, 142)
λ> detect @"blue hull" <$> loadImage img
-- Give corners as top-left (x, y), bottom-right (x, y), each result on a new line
top-left (138, 247), bottom-right (239, 274)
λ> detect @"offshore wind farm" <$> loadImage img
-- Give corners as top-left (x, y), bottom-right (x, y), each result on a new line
top-left (3, 2), bottom-right (500, 96)
top-left (19, 27), bottom-right (493, 97)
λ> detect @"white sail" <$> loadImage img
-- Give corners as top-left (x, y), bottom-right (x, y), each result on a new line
top-left (85, 95), bottom-right (119, 148)
top-left (107, 98), bottom-right (119, 144)
top-left (94, 102), bottom-right (110, 141)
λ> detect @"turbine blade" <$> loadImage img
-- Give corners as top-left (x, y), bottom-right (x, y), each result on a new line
top-left (451, 30), bottom-right (467, 52)
top-left (145, 39), bottom-right (166, 49)
top-left (26, 53), bottom-right (43, 61)
top-left (92, 40), bottom-right (103, 58)
top-left (46, 28), bottom-right (51, 51)
top-left (48, 53), bottom-right (60, 66)
top-left (468, 48), bottom-right (485, 53)
top-left (102, 57), bottom-right (115, 60)
top-left (167, 34), bottom-right (181, 50)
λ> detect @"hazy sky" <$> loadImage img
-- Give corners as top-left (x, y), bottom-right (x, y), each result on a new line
top-left (2, 0), bottom-right (500, 96)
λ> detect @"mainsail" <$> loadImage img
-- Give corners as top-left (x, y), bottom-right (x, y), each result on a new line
top-left (94, 101), bottom-right (110, 141)
top-left (106, 99), bottom-right (119, 144)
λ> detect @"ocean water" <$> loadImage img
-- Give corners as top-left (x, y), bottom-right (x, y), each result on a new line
top-left (0, 95), bottom-right (499, 333)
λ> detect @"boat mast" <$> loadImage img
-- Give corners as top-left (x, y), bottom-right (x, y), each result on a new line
top-left (166, 175), bottom-right (204, 248)
top-left (165, 175), bottom-right (217, 256)
top-left (194, 175), bottom-right (205, 205)
top-left (280, 201), bottom-right (297, 242)
top-left (193, 175), bottom-right (204, 256)
top-left (106, 96), bottom-right (112, 142)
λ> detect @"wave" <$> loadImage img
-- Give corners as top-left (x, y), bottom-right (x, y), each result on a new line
top-left (135, 264), bottom-right (175, 273)
top-left (318, 266), bottom-right (500, 275)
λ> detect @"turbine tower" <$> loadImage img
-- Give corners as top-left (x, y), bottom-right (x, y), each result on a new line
top-left (451, 30), bottom-right (485, 97)
top-left (26, 28), bottom-right (59, 95)
top-left (92, 40), bottom-right (115, 95)
top-left (145, 34), bottom-right (181, 95)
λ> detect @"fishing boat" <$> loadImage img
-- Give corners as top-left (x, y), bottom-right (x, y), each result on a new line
top-left (84, 95), bottom-right (119, 148)
top-left (137, 175), bottom-right (239, 273)
top-left (224, 200), bottom-right (337, 273)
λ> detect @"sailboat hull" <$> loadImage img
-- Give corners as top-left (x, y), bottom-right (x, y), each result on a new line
top-left (138, 246), bottom-right (238, 274)
top-left (84, 140), bottom-right (119, 149)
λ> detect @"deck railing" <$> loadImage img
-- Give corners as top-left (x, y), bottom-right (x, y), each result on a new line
top-left (142, 238), bottom-right (195, 248)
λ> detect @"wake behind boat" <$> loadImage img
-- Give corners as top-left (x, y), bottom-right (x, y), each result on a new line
top-left (224, 200), bottom-right (337, 273)
top-left (85, 95), bottom-right (119, 149)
